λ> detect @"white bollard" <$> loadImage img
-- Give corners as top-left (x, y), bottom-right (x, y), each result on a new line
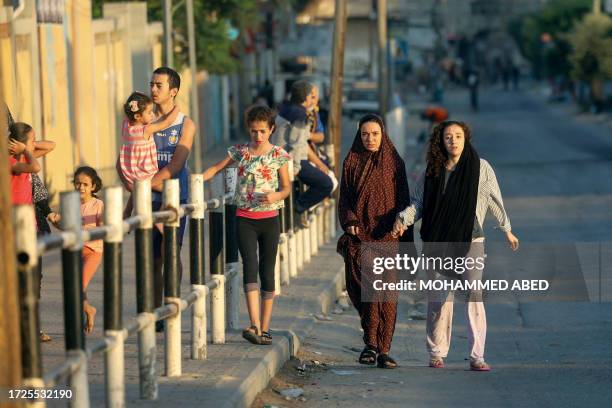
top-left (226, 264), bottom-right (240, 330)
top-left (274, 249), bottom-right (281, 295)
top-left (296, 228), bottom-right (304, 271)
top-left (163, 180), bottom-right (182, 377)
top-left (68, 350), bottom-right (90, 408)
top-left (134, 180), bottom-right (157, 400)
top-left (211, 274), bottom-right (226, 344)
top-left (288, 231), bottom-right (298, 278)
top-left (329, 198), bottom-right (337, 238)
top-left (279, 233), bottom-right (290, 285)
top-left (191, 285), bottom-right (207, 359)
top-left (317, 205), bottom-right (325, 247)
top-left (103, 187), bottom-right (126, 407)
top-left (310, 212), bottom-right (318, 257)
top-left (303, 220), bottom-right (311, 264)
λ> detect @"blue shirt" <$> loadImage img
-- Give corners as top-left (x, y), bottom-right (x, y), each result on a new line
top-left (152, 112), bottom-right (190, 203)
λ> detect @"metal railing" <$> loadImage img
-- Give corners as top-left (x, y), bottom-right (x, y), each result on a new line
top-left (14, 167), bottom-right (336, 407)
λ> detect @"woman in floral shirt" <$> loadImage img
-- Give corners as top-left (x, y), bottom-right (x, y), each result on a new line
top-left (203, 105), bottom-right (291, 345)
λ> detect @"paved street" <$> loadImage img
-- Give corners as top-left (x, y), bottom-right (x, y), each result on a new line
top-left (254, 86), bottom-right (612, 407)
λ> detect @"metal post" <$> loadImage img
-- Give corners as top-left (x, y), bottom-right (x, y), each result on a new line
top-left (224, 168), bottom-right (240, 329)
top-left (274, 249), bottom-right (281, 296)
top-left (295, 227), bottom-right (303, 272)
top-left (310, 210), bottom-right (318, 256)
top-left (377, 0), bottom-right (389, 117)
top-left (189, 175), bottom-right (207, 359)
top-left (185, 0), bottom-right (202, 173)
top-left (279, 206), bottom-right (290, 286)
top-left (330, 198), bottom-right (337, 238)
top-left (329, 0), bottom-right (348, 178)
top-left (303, 216), bottom-right (311, 264)
top-left (14, 205), bottom-right (45, 395)
top-left (317, 205), bottom-right (325, 247)
top-left (163, 0), bottom-right (173, 67)
top-left (134, 180), bottom-right (157, 399)
top-left (103, 187), bottom-right (125, 408)
top-left (210, 173), bottom-right (226, 344)
top-left (59, 191), bottom-right (89, 406)
top-left (286, 162), bottom-right (297, 278)
top-left (163, 180), bottom-right (181, 377)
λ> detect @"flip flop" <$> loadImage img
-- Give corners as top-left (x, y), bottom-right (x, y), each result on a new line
top-left (470, 360), bottom-right (491, 371)
top-left (429, 357), bottom-right (445, 368)
top-left (242, 326), bottom-right (261, 345)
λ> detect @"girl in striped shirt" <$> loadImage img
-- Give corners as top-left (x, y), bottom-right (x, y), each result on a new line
top-left (118, 91), bottom-right (178, 217)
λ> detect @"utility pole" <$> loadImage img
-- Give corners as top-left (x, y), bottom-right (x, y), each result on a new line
top-left (0, 96), bottom-right (22, 405)
top-left (163, 0), bottom-right (174, 67)
top-left (593, 0), bottom-right (601, 14)
top-left (329, 0), bottom-right (348, 179)
top-left (376, 0), bottom-right (389, 117)
top-left (186, 0), bottom-right (202, 172)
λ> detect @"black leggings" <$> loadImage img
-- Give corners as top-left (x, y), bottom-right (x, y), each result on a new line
top-left (236, 216), bottom-right (280, 299)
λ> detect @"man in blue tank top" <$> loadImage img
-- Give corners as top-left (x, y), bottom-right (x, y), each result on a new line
top-left (149, 67), bottom-right (196, 325)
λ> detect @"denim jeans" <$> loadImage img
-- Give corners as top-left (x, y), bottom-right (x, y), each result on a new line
top-left (296, 160), bottom-right (333, 212)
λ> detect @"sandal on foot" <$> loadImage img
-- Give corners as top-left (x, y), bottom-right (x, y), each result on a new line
top-left (429, 357), bottom-right (445, 368)
top-left (470, 360), bottom-right (491, 371)
top-left (377, 353), bottom-right (397, 369)
top-left (260, 331), bottom-right (272, 345)
top-left (242, 326), bottom-right (261, 345)
top-left (39, 331), bottom-right (51, 342)
top-left (358, 346), bottom-right (377, 365)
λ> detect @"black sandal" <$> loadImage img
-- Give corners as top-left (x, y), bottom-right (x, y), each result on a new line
top-left (242, 326), bottom-right (261, 345)
top-left (260, 330), bottom-right (272, 345)
top-left (377, 353), bottom-right (397, 369)
top-left (359, 346), bottom-right (377, 365)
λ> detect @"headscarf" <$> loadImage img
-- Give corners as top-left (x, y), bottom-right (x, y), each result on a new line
top-left (420, 139), bottom-right (480, 274)
top-left (338, 114), bottom-right (412, 243)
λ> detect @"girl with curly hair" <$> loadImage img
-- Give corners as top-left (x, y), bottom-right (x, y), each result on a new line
top-left (393, 120), bottom-right (519, 371)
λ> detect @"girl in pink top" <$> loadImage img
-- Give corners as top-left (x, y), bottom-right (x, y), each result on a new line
top-left (8, 122), bottom-right (40, 205)
top-left (52, 166), bottom-right (105, 334)
top-left (117, 91), bottom-right (179, 217)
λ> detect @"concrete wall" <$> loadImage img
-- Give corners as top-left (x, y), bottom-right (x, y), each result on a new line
top-left (1, 1), bottom-right (228, 201)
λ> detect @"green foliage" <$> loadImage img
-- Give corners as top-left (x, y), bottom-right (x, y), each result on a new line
top-left (92, 0), bottom-right (296, 74)
top-left (566, 13), bottom-right (612, 82)
top-left (507, 0), bottom-right (591, 78)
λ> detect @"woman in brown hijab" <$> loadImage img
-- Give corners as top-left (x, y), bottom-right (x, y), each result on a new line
top-left (337, 114), bottom-right (415, 369)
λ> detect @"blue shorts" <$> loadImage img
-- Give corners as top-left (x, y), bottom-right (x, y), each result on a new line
top-left (152, 200), bottom-right (187, 259)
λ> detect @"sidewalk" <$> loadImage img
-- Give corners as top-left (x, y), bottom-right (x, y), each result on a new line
top-left (39, 227), bottom-right (344, 408)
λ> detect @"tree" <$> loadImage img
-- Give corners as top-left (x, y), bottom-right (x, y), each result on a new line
top-left (567, 13), bottom-right (612, 111)
top-left (508, 0), bottom-right (591, 79)
top-left (92, 0), bottom-right (309, 75)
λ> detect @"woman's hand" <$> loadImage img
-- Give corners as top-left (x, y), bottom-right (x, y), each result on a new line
top-left (257, 190), bottom-right (277, 205)
top-left (506, 231), bottom-right (519, 251)
top-left (47, 212), bottom-right (61, 229)
top-left (391, 218), bottom-right (407, 238)
top-left (347, 225), bottom-right (360, 235)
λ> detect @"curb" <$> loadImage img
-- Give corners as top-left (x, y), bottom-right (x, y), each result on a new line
top-left (222, 263), bottom-right (345, 408)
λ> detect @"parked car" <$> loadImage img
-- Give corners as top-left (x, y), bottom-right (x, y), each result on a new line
top-left (343, 82), bottom-right (379, 118)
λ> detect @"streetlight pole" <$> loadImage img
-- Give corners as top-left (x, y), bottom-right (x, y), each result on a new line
top-left (377, 0), bottom-right (389, 117)
top-left (329, 0), bottom-right (348, 179)
top-left (164, 0), bottom-right (174, 67)
top-left (593, 0), bottom-right (602, 14)
top-left (186, 0), bottom-right (202, 172)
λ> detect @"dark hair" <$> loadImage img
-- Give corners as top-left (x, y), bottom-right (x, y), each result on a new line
top-left (124, 92), bottom-right (153, 122)
top-left (152, 67), bottom-right (181, 92)
top-left (9, 122), bottom-right (33, 143)
top-left (289, 80), bottom-right (313, 104)
top-left (426, 120), bottom-right (472, 177)
top-left (244, 105), bottom-right (276, 129)
top-left (73, 166), bottom-right (103, 197)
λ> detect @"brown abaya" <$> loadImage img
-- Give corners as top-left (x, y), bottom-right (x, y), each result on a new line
top-left (337, 114), bottom-right (415, 354)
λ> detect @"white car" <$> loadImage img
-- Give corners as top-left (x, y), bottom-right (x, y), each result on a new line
top-left (343, 84), bottom-right (379, 119)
